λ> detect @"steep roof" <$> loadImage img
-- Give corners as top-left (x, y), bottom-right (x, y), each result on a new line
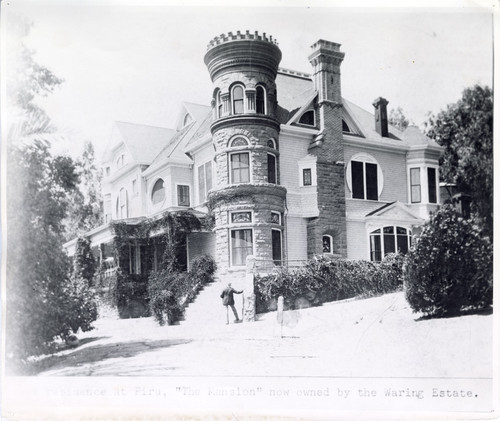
top-left (276, 69), bottom-right (315, 123)
top-left (102, 122), bottom-right (176, 164)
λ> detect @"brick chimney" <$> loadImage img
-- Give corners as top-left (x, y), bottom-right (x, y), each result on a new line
top-left (373, 97), bottom-right (389, 137)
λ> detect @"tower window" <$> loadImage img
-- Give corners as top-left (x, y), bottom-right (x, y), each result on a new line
top-left (231, 229), bottom-right (253, 266)
top-left (230, 136), bottom-right (249, 148)
top-left (299, 110), bottom-right (315, 126)
top-left (267, 153), bottom-right (277, 184)
top-left (232, 85), bottom-right (244, 114)
top-left (256, 86), bottom-right (266, 114)
top-left (217, 90), bottom-right (223, 118)
top-left (272, 229), bottom-right (282, 265)
top-left (230, 153), bottom-right (250, 184)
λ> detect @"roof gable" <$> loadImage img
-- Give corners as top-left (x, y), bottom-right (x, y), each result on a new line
top-left (102, 122), bottom-right (176, 164)
top-left (365, 201), bottom-right (423, 223)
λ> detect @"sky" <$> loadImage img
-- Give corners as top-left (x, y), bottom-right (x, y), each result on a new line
top-left (2, 1), bottom-right (494, 160)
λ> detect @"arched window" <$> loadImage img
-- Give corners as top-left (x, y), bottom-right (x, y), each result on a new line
top-left (256, 86), bottom-right (266, 114)
top-left (323, 235), bottom-right (333, 253)
top-left (267, 138), bottom-right (277, 149)
top-left (299, 110), bottom-right (315, 126)
top-left (232, 85), bottom-right (244, 114)
top-left (151, 178), bottom-right (165, 205)
top-left (216, 90), bottom-right (223, 118)
top-left (230, 136), bottom-right (249, 148)
top-left (370, 226), bottom-right (412, 262)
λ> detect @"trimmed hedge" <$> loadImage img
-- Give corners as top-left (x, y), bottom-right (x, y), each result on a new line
top-left (255, 253), bottom-right (405, 313)
top-left (404, 205), bottom-right (493, 316)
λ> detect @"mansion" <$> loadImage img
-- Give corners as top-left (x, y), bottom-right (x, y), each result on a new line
top-left (65, 31), bottom-right (442, 284)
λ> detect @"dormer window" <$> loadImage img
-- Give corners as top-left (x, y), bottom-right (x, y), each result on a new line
top-left (256, 86), bottom-right (266, 114)
top-left (232, 85), bottom-right (244, 114)
top-left (183, 113), bottom-right (192, 127)
top-left (116, 154), bottom-right (126, 169)
top-left (299, 110), bottom-right (315, 126)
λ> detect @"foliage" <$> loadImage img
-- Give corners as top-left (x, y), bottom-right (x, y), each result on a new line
top-left (65, 141), bottom-right (104, 239)
top-left (389, 107), bottom-right (411, 131)
top-left (6, 141), bottom-right (99, 358)
top-left (148, 255), bottom-right (217, 326)
top-left (116, 272), bottom-right (150, 319)
top-left (255, 254), bottom-right (404, 312)
top-left (425, 85), bottom-right (493, 235)
top-left (404, 205), bottom-right (493, 316)
top-left (73, 237), bottom-right (97, 285)
top-left (5, 19), bottom-right (97, 360)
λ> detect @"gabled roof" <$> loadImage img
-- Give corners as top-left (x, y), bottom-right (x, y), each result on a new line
top-left (102, 122), bottom-right (176, 164)
top-left (146, 103), bottom-right (212, 173)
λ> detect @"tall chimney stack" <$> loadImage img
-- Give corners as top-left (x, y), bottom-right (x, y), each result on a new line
top-left (373, 97), bottom-right (389, 137)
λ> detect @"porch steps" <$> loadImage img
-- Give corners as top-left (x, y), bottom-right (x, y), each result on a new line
top-left (180, 280), bottom-right (243, 326)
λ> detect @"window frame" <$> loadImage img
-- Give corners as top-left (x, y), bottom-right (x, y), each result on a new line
top-left (267, 153), bottom-right (277, 184)
top-left (322, 235), bottom-right (333, 254)
top-left (197, 161), bottom-right (213, 204)
top-left (410, 167), bottom-right (421, 203)
top-left (176, 184), bottom-right (191, 207)
top-left (346, 154), bottom-right (383, 201)
top-left (256, 85), bottom-right (267, 114)
top-left (229, 151), bottom-right (251, 184)
top-left (117, 187), bottom-right (128, 219)
top-left (230, 228), bottom-right (254, 267)
top-left (302, 168), bottom-right (312, 186)
top-left (369, 225), bottom-right (412, 262)
top-left (272, 228), bottom-right (283, 265)
top-left (428, 167), bottom-right (437, 204)
top-left (231, 84), bottom-right (245, 115)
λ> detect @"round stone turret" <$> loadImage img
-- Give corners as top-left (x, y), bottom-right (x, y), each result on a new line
top-left (204, 31), bottom-right (286, 283)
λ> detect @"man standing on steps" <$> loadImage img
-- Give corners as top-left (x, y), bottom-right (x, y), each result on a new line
top-left (220, 283), bottom-right (243, 324)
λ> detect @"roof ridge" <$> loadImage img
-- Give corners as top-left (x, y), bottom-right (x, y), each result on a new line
top-left (114, 120), bottom-right (174, 131)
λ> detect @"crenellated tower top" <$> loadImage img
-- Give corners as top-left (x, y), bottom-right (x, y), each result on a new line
top-left (206, 30), bottom-right (279, 51)
top-left (204, 30), bottom-right (282, 81)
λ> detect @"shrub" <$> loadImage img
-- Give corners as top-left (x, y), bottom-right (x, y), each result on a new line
top-left (148, 270), bottom-right (184, 326)
top-left (404, 205), bottom-right (493, 316)
top-left (73, 237), bottom-right (97, 286)
top-left (116, 271), bottom-right (150, 319)
top-left (148, 254), bottom-right (217, 325)
top-left (255, 254), bottom-right (404, 312)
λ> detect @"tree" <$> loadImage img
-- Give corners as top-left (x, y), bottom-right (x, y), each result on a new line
top-left (6, 18), bottom-right (97, 362)
top-left (389, 107), bottom-right (411, 131)
top-left (425, 85), bottom-right (493, 235)
top-left (65, 141), bottom-right (103, 240)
